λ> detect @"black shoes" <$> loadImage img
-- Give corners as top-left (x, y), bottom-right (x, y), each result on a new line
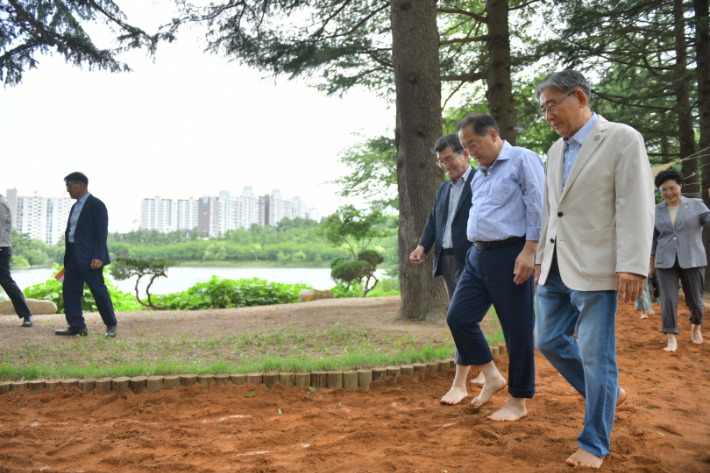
top-left (105, 325), bottom-right (117, 338)
top-left (55, 327), bottom-right (88, 337)
top-left (21, 315), bottom-right (34, 327)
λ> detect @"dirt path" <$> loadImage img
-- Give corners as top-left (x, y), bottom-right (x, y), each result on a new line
top-left (0, 302), bottom-right (709, 472)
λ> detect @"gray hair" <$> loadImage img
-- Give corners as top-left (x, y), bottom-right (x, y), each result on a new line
top-left (432, 134), bottom-right (464, 154)
top-left (535, 70), bottom-right (592, 102)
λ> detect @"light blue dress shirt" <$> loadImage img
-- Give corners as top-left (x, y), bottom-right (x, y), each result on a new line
top-left (68, 192), bottom-right (91, 243)
top-left (442, 165), bottom-right (473, 248)
top-left (562, 113), bottom-right (599, 189)
top-left (467, 141), bottom-right (545, 242)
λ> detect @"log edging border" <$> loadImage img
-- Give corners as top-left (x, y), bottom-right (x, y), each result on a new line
top-left (0, 344), bottom-right (507, 396)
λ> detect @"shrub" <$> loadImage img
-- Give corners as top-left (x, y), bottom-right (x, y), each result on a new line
top-left (22, 265), bottom-right (141, 313)
top-left (155, 276), bottom-right (312, 310)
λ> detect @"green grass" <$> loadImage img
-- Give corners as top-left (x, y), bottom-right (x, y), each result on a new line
top-left (0, 322), bottom-right (504, 381)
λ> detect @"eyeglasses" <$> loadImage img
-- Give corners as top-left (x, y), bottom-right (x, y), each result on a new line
top-left (538, 90), bottom-right (576, 117)
top-left (437, 156), bottom-right (456, 167)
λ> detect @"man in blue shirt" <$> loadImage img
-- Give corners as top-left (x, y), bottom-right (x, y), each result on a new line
top-left (444, 113), bottom-right (544, 422)
top-left (56, 172), bottom-right (118, 338)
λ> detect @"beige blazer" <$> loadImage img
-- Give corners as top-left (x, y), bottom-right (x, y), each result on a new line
top-left (535, 115), bottom-right (655, 291)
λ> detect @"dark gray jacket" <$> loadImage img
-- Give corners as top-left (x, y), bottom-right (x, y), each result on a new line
top-left (0, 196), bottom-right (12, 248)
top-left (652, 196), bottom-right (710, 269)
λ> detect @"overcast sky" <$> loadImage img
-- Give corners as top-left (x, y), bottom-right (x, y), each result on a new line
top-left (0, 1), bottom-right (396, 233)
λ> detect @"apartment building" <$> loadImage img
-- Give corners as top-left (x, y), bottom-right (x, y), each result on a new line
top-left (4, 189), bottom-right (73, 245)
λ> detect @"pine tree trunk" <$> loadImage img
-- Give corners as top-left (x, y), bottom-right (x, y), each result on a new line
top-left (391, 0), bottom-right (450, 322)
top-left (675, 0), bottom-right (698, 196)
top-left (694, 0), bottom-right (710, 291)
top-left (485, 0), bottom-right (516, 143)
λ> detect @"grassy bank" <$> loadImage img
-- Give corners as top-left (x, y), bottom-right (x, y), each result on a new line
top-left (1, 322), bottom-right (504, 381)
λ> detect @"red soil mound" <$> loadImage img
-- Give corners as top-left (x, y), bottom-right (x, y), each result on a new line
top-left (0, 303), bottom-right (709, 472)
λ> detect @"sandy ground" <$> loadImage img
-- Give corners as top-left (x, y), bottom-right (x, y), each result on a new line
top-left (0, 301), bottom-right (709, 472)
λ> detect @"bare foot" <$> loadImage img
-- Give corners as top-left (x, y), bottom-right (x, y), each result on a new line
top-left (487, 396), bottom-right (527, 422)
top-left (440, 386), bottom-right (468, 405)
top-left (664, 334), bottom-right (678, 352)
top-left (616, 387), bottom-right (627, 406)
top-left (470, 372), bottom-right (486, 385)
top-left (639, 310), bottom-right (648, 319)
top-left (692, 324), bottom-right (703, 344)
top-left (471, 374), bottom-right (507, 408)
top-left (566, 449), bottom-right (604, 468)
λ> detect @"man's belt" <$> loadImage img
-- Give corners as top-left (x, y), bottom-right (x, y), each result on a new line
top-left (442, 248), bottom-right (455, 256)
top-left (473, 236), bottom-right (526, 250)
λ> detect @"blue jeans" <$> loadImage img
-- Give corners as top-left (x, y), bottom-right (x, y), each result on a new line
top-left (535, 258), bottom-right (619, 458)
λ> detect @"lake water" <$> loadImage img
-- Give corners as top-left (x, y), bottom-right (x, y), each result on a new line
top-left (7, 267), bottom-right (388, 295)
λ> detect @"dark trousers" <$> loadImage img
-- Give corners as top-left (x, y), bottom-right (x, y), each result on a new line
top-left (447, 241), bottom-right (536, 399)
top-left (0, 247), bottom-right (31, 318)
top-left (441, 253), bottom-right (462, 300)
top-left (656, 258), bottom-right (705, 334)
top-left (63, 244), bottom-right (117, 329)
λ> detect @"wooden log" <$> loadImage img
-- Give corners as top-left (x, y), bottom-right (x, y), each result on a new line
top-left (447, 358), bottom-right (456, 366)
top-left (425, 362), bottom-right (439, 373)
top-left (62, 378), bottom-right (79, 390)
top-left (29, 380), bottom-right (46, 395)
top-left (294, 372), bottom-right (310, 389)
top-left (230, 374), bottom-right (246, 386)
top-left (246, 373), bottom-right (263, 386)
top-left (278, 373), bottom-right (294, 387)
top-left (357, 369), bottom-right (373, 391)
top-left (163, 376), bottom-right (179, 390)
top-left (263, 373), bottom-right (278, 390)
top-left (400, 365), bottom-right (414, 377)
top-left (179, 374), bottom-right (197, 387)
top-left (214, 374), bottom-right (231, 387)
top-left (45, 380), bottom-right (61, 393)
top-left (497, 343), bottom-right (507, 355)
top-left (413, 363), bottom-right (427, 376)
top-left (490, 345), bottom-right (500, 356)
top-left (342, 371), bottom-right (358, 389)
top-left (310, 371), bottom-right (327, 388)
top-left (95, 378), bottom-right (112, 395)
top-left (438, 360), bottom-right (451, 373)
top-left (113, 377), bottom-right (130, 396)
top-left (78, 379), bottom-right (95, 393)
top-left (198, 374), bottom-right (214, 389)
top-left (386, 366), bottom-right (401, 380)
top-left (129, 376), bottom-right (147, 394)
top-left (11, 381), bottom-right (28, 394)
top-left (326, 371), bottom-right (342, 389)
top-left (147, 376), bottom-right (164, 393)
top-left (0, 381), bottom-right (11, 395)
top-left (372, 368), bottom-right (387, 382)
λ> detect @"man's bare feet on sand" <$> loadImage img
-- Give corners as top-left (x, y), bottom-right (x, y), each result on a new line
top-left (441, 364), bottom-right (470, 405)
top-left (471, 375), bottom-right (507, 408)
top-left (692, 324), bottom-right (704, 344)
top-left (487, 396), bottom-right (527, 422)
top-left (616, 387), bottom-right (627, 406)
top-left (566, 449), bottom-right (604, 468)
top-left (471, 372), bottom-right (486, 385)
top-left (664, 333), bottom-right (678, 352)
top-left (639, 310), bottom-right (648, 319)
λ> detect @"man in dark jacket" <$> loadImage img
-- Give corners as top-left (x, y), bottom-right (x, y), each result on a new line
top-left (410, 134), bottom-right (477, 404)
top-left (56, 172), bottom-right (118, 338)
top-left (410, 134), bottom-right (475, 299)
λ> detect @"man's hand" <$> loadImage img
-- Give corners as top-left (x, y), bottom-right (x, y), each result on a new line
top-left (514, 241), bottom-right (538, 285)
top-left (649, 255), bottom-right (656, 277)
top-left (616, 272), bottom-right (644, 303)
top-left (534, 264), bottom-right (542, 291)
top-left (410, 246), bottom-right (426, 265)
top-left (90, 259), bottom-right (103, 270)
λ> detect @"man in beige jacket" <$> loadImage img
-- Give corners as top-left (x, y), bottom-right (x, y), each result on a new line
top-left (533, 70), bottom-right (654, 468)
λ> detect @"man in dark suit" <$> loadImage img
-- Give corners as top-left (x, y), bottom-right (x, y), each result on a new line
top-left (410, 134), bottom-right (477, 403)
top-left (410, 134), bottom-right (475, 297)
top-left (56, 172), bottom-right (118, 338)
